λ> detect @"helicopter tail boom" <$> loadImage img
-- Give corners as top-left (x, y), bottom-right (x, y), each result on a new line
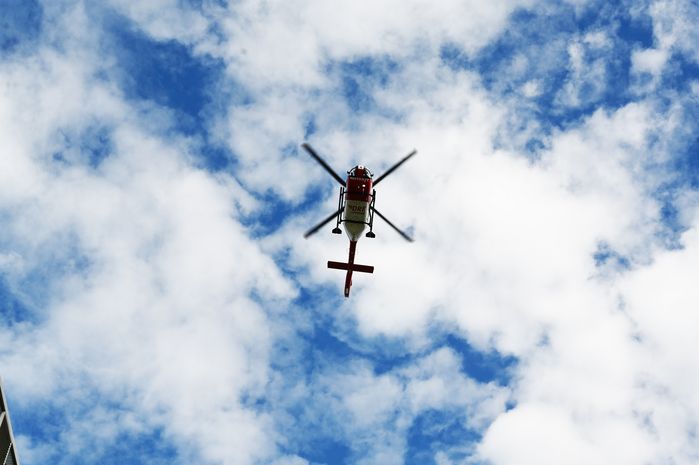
top-left (328, 240), bottom-right (373, 297)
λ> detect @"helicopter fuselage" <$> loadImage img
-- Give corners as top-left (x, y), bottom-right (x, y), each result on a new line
top-left (327, 168), bottom-right (376, 297)
top-left (342, 173), bottom-right (373, 241)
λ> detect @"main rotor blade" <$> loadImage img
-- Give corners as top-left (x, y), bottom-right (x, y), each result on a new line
top-left (304, 208), bottom-right (342, 238)
top-left (373, 149), bottom-right (417, 186)
top-left (373, 208), bottom-right (414, 242)
top-left (301, 143), bottom-right (346, 187)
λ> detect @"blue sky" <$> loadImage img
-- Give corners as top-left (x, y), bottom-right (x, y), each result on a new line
top-left (1, 1), bottom-right (699, 464)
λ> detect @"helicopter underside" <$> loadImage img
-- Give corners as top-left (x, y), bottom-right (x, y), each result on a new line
top-left (343, 199), bottom-right (369, 241)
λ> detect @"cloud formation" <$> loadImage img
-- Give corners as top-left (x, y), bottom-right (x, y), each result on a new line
top-left (1, 0), bottom-right (698, 464)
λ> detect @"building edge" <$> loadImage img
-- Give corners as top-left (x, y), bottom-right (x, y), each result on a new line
top-left (0, 377), bottom-right (20, 465)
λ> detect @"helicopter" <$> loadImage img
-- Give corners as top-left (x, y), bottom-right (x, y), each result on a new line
top-left (301, 143), bottom-right (416, 297)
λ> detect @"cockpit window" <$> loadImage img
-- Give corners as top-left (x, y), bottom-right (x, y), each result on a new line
top-left (348, 165), bottom-right (373, 178)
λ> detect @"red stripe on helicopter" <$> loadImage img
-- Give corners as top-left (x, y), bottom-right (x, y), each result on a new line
top-left (345, 177), bottom-right (373, 202)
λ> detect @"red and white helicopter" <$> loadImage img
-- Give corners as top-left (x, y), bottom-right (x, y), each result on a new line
top-left (301, 143), bottom-right (416, 297)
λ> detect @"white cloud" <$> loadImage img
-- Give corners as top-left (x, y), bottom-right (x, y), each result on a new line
top-left (627, 0), bottom-right (699, 89)
top-left (479, 402), bottom-right (656, 465)
top-left (556, 37), bottom-right (610, 108)
top-left (619, 214), bottom-right (699, 418)
top-left (282, 40), bottom-right (699, 465)
top-left (632, 47), bottom-right (669, 75)
top-left (0, 4), bottom-right (294, 464)
top-left (403, 348), bottom-right (509, 429)
top-left (583, 30), bottom-right (610, 49)
top-left (105, 0), bottom-right (210, 42)
top-left (297, 347), bottom-right (509, 464)
top-left (3, 1), bottom-right (699, 464)
top-left (650, 0), bottom-right (699, 62)
top-left (521, 79), bottom-right (543, 97)
top-left (99, 0), bottom-right (539, 204)
top-left (110, 0), bottom-right (535, 86)
top-left (344, 89), bottom-right (662, 349)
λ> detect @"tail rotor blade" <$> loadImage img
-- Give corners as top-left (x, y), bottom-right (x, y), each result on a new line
top-left (304, 208), bottom-right (342, 238)
top-left (373, 149), bottom-right (417, 186)
top-left (302, 143), bottom-right (346, 187)
top-left (373, 208), bottom-right (414, 242)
